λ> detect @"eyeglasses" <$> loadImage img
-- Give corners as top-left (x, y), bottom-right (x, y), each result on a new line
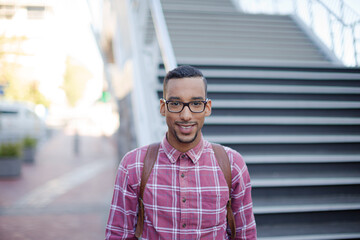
top-left (161, 98), bottom-right (209, 113)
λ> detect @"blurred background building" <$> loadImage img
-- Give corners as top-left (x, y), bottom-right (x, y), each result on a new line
top-left (1, 0), bottom-right (360, 239)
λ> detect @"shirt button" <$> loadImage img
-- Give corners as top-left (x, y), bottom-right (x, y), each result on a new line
top-left (182, 223), bottom-right (186, 228)
top-left (181, 173), bottom-right (185, 178)
top-left (181, 154), bottom-right (186, 158)
top-left (182, 198), bottom-right (186, 203)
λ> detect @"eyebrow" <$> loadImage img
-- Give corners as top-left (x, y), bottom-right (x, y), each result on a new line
top-left (167, 96), bottom-right (205, 101)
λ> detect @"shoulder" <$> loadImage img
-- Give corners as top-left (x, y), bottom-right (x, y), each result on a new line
top-left (117, 144), bottom-right (152, 187)
top-left (119, 144), bottom-right (150, 171)
top-left (215, 144), bottom-right (248, 174)
top-left (204, 140), bottom-right (246, 169)
top-left (225, 146), bottom-right (248, 172)
top-left (223, 146), bottom-right (245, 166)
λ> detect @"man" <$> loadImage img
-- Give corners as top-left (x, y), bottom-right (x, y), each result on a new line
top-left (105, 65), bottom-right (257, 239)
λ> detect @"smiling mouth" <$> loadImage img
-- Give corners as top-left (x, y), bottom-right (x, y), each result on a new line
top-left (180, 125), bottom-right (193, 129)
top-left (177, 123), bottom-right (196, 131)
top-left (177, 122), bottom-right (196, 127)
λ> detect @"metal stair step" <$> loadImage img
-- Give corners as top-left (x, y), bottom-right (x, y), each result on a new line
top-left (158, 68), bottom-right (360, 80)
top-left (258, 223), bottom-right (360, 240)
top-left (157, 83), bottom-right (360, 94)
top-left (172, 57), bottom-right (337, 67)
top-left (172, 49), bottom-right (326, 60)
top-left (244, 154), bottom-right (360, 163)
top-left (165, 19), bottom-right (302, 32)
top-left (253, 184), bottom-right (360, 213)
top-left (252, 177), bottom-right (360, 187)
top-left (205, 116), bottom-right (360, 125)
top-left (168, 28), bottom-right (308, 40)
top-left (210, 108), bottom-right (360, 118)
top-left (254, 203), bottom-right (360, 214)
top-left (259, 233), bottom-right (360, 240)
top-left (163, 10), bottom-right (297, 23)
top-left (256, 211), bottom-right (360, 239)
top-left (207, 84), bottom-right (360, 94)
top-left (205, 134), bottom-right (360, 144)
top-left (211, 100), bottom-right (360, 109)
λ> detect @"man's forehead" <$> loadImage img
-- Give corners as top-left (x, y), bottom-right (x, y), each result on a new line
top-left (164, 76), bottom-right (206, 99)
top-left (166, 77), bottom-right (204, 88)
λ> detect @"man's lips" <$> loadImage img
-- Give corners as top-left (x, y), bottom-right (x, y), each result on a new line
top-left (176, 123), bottom-right (196, 133)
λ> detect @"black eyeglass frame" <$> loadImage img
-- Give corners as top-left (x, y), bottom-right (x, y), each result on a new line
top-left (161, 98), bottom-right (210, 113)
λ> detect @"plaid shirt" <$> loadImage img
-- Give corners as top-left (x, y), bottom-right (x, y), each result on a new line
top-left (106, 135), bottom-right (256, 239)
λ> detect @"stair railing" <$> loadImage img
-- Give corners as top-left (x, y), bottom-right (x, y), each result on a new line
top-left (148, 0), bottom-right (177, 72)
top-left (236, 0), bottom-right (360, 66)
top-left (120, 0), bottom-right (176, 146)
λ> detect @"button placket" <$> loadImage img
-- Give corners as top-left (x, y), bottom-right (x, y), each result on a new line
top-left (179, 153), bottom-right (189, 235)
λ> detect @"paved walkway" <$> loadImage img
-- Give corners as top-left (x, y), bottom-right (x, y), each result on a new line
top-left (0, 126), bottom-right (120, 240)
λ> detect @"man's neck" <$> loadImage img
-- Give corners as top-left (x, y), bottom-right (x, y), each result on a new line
top-left (166, 133), bottom-right (201, 153)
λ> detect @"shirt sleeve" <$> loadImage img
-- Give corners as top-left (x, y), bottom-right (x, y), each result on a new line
top-left (105, 150), bottom-right (140, 240)
top-left (228, 149), bottom-right (257, 240)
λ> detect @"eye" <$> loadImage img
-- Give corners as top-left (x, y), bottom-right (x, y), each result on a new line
top-left (191, 101), bottom-right (202, 106)
top-left (169, 101), bottom-right (181, 106)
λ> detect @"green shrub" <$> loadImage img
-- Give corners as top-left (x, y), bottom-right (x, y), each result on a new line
top-left (22, 136), bottom-right (37, 148)
top-left (0, 142), bottom-right (22, 158)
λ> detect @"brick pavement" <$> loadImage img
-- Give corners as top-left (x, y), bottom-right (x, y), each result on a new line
top-left (0, 127), bottom-right (120, 240)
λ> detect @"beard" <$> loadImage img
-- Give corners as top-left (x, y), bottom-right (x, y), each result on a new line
top-left (174, 130), bottom-right (198, 144)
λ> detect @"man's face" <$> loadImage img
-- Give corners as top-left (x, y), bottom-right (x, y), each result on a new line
top-left (160, 77), bottom-right (211, 152)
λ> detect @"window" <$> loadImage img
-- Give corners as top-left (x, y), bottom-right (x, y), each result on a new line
top-left (27, 6), bottom-right (45, 19)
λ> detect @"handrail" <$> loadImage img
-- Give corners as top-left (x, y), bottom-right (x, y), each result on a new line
top-left (126, 0), bottom-right (176, 146)
top-left (313, 0), bottom-right (357, 27)
top-left (148, 0), bottom-right (177, 72)
top-left (237, 0), bottom-right (360, 66)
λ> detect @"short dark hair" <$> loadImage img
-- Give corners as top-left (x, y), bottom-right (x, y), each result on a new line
top-left (163, 65), bottom-right (207, 98)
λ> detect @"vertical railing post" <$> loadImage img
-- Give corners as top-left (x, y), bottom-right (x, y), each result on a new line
top-left (308, 0), bottom-right (314, 29)
top-left (292, 0), bottom-right (298, 16)
top-left (328, 13), bottom-right (335, 52)
top-left (352, 25), bottom-right (359, 66)
top-left (272, 0), bottom-right (277, 14)
top-left (339, 0), bottom-right (345, 59)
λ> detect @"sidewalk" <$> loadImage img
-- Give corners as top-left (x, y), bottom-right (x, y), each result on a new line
top-left (0, 125), bottom-right (120, 240)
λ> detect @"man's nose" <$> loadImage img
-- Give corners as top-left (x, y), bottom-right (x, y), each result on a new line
top-left (180, 105), bottom-right (192, 121)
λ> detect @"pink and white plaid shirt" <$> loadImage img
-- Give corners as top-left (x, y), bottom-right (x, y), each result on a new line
top-left (105, 135), bottom-right (257, 239)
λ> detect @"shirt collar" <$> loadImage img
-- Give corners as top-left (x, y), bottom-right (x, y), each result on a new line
top-left (161, 133), bottom-right (205, 164)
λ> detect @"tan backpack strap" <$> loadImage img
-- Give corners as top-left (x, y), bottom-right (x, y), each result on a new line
top-left (212, 143), bottom-right (236, 240)
top-left (135, 142), bottom-right (160, 238)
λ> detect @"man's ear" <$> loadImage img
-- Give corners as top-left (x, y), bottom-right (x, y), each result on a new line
top-left (205, 99), bottom-right (212, 117)
top-left (160, 99), bottom-right (165, 116)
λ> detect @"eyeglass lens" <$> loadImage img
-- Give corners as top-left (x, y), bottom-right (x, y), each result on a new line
top-left (167, 101), bottom-right (205, 113)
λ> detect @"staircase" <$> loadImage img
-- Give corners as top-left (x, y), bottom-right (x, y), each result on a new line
top-left (146, 0), bottom-right (360, 239)
top-left (145, 0), bottom-right (337, 66)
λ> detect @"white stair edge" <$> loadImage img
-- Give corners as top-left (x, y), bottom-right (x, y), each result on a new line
top-left (254, 203), bottom-right (360, 214)
top-left (252, 177), bottom-right (360, 187)
top-left (259, 233), bottom-right (360, 240)
top-left (158, 68), bottom-right (360, 80)
top-left (202, 69), bottom-right (360, 80)
top-left (212, 100), bottom-right (360, 109)
top-left (207, 84), bottom-right (360, 94)
top-left (205, 116), bottom-right (360, 125)
top-left (157, 84), bottom-right (360, 94)
top-left (205, 134), bottom-right (360, 144)
top-left (174, 57), bottom-right (340, 67)
top-left (244, 154), bottom-right (360, 164)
